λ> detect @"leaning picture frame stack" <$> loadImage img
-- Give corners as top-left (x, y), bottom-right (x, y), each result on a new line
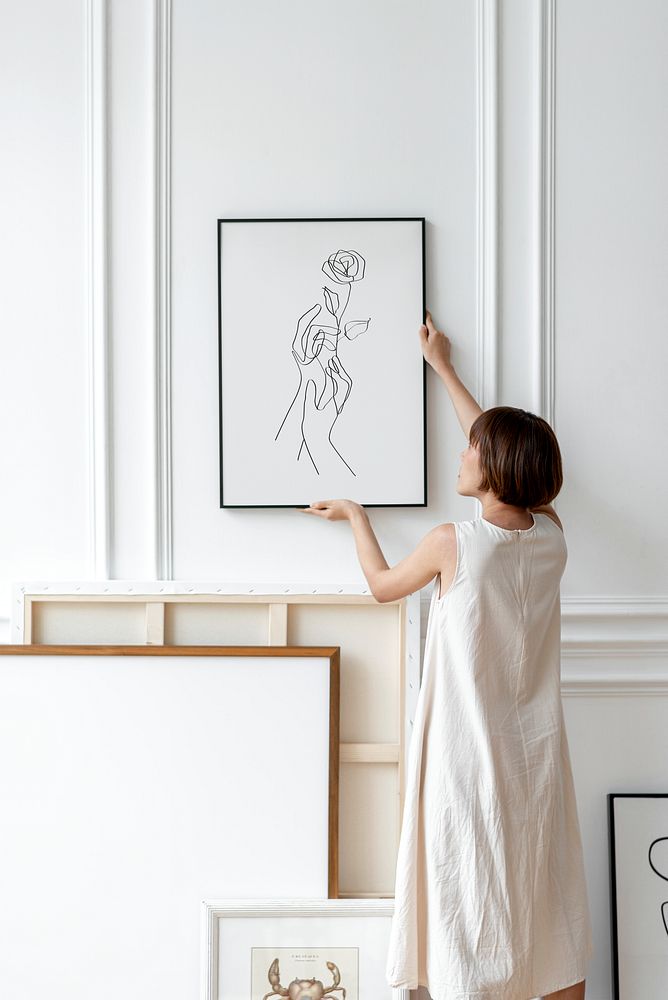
top-left (11, 580), bottom-right (421, 900)
top-left (217, 217), bottom-right (426, 508)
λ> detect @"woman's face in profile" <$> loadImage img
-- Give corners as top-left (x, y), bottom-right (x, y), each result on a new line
top-left (457, 441), bottom-right (482, 497)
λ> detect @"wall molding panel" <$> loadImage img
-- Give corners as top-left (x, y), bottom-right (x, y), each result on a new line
top-left (560, 596), bottom-right (668, 653)
top-left (13, 585), bottom-right (668, 696)
top-left (476, 0), bottom-right (499, 411)
top-left (154, 0), bottom-right (173, 580)
top-left (419, 594), bottom-right (668, 694)
top-left (85, 0), bottom-right (112, 579)
top-left (534, 0), bottom-right (557, 427)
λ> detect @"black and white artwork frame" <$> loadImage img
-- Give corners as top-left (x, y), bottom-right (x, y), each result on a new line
top-left (217, 217), bottom-right (427, 509)
top-left (608, 792), bottom-right (668, 999)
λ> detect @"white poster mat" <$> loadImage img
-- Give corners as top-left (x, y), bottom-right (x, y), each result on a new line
top-left (0, 653), bottom-right (331, 1000)
top-left (219, 218), bottom-right (425, 506)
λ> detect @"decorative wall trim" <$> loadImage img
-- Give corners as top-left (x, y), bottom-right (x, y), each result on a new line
top-left (85, 0), bottom-right (112, 578)
top-left (419, 594), bottom-right (668, 650)
top-left (154, 0), bottom-right (173, 579)
top-left (419, 594), bottom-right (668, 692)
top-left (561, 599), bottom-right (668, 695)
top-left (561, 597), bottom-right (668, 654)
top-left (561, 664), bottom-right (668, 697)
top-left (476, 0), bottom-right (499, 409)
top-left (11, 583), bottom-right (668, 691)
top-left (535, 0), bottom-right (556, 426)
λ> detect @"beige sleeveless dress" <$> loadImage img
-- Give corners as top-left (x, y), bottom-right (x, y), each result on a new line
top-left (385, 511), bottom-right (594, 1000)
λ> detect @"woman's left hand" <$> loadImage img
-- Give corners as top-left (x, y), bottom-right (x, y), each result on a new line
top-left (297, 499), bottom-right (362, 521)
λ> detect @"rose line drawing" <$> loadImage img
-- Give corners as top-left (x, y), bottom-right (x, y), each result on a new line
top-left (274, 248), bottom-right (371, 476)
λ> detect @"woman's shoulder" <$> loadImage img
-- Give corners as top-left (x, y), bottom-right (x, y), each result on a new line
top-left (440, 507), bottom-right (564, 534)
top-left (530, 505), bottom-right (564, 532)
top-left (449, 509), bottom-right (565, 539)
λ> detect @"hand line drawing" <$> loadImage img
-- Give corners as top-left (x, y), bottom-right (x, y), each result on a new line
top-left (274, 248), bottom-right (371, 476)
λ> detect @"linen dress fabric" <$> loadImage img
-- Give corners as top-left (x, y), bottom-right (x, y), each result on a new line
top-left (385, 512), bottom-right (594, 1000)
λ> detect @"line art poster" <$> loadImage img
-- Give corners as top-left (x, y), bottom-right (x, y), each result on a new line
top-left (218, 217), bottom-right (426, 507)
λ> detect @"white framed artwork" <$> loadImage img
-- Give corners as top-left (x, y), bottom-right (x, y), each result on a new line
top-left (201, 898), bottom-right (410, 1000)
top-left (217, 217), bottom-right (426, 508)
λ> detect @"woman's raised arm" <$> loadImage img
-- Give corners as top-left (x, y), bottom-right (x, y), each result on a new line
top-left (418, 311), bottom-right (483, 438)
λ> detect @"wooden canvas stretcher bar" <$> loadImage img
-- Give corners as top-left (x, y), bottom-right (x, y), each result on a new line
top-left (13, 582), bottom-right (421, 898)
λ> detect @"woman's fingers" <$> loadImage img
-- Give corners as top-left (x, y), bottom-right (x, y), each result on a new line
top-left (419, 310), bottom-right (437, 346)
top-left (296, 499), bottom-right (353, 522)
top-left (418, 310), bottom-right (453, 370)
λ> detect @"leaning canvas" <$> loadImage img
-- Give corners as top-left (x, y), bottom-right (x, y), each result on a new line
top-left (217, 217), bottom-right (426, 507)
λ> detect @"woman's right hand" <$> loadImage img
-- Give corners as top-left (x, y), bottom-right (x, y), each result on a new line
top-left (419, 312), bottom-right (483, 436)
top-left (418, 311), bottom-right (453, 373)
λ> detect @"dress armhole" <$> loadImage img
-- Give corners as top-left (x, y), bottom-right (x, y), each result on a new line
top-left (436, 522), bottom-right (461, 601)
top-left (534, 509), bottom-right (564, 533)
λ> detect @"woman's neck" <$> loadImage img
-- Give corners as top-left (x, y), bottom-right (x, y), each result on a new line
top-left (479, 496), bottom-right (533, 528)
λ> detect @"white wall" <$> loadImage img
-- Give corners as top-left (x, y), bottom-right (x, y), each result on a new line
top-left (171, 0), bottom-right (476, 579)
top-left (5, 0), bottom-right (666, 604)
top-left (0, 1), bottom-right (89, 617)
top-left (1, 1), bottom-right (667, 998)
top-left (555, 0), bottom-right (668, 593)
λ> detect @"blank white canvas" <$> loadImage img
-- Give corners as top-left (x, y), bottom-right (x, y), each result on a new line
top-left (219, 219), bottom-right (424, 506)
top-left (0, 653), bottom-right (331, 1000)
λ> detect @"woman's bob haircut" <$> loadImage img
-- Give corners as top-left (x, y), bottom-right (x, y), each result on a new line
top-left (468, 406), bottom-right (563, 509)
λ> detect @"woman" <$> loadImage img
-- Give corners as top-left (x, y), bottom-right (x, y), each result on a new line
top-left (300, 311), bottom-right (594, 1000)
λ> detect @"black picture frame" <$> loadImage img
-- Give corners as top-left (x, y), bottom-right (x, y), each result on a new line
top-left (217, 216), bottom-right (427, 509)
top-left (608, 791), bottom-right (668, 999)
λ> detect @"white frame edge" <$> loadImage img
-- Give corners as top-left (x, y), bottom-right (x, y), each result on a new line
top-left (9, 583), bottom-right (422, 764)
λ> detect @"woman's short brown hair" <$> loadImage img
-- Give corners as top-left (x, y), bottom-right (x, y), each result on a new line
top-left (468, 406), bottom-right (563, 508)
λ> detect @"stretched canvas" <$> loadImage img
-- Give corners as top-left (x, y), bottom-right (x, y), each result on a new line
top-left (217, 217), bottom-right (426, 507)
top-left (0, 647), bottom-right (337, 1000)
